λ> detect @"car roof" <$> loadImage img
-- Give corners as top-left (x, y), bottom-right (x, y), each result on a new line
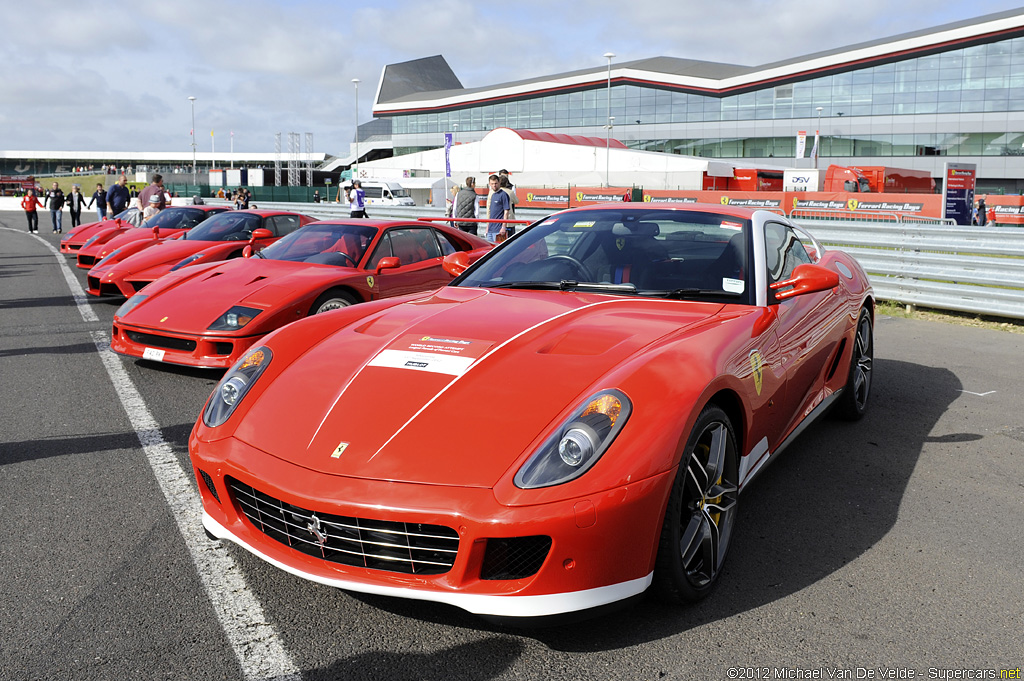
top-left (229, 209), bottom-right (305, 217)
top-left (560, 202), bottom-right (763, 220)
top-left (306, 218), bottom-right (440, 228)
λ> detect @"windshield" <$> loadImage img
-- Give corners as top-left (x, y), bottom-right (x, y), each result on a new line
top-left (185, 212), bottom-right (262, 241)
top-left (259, 222), bottom-right (377, 266)
top-left (457, 208), bottom-right (752, 302)
top-left (141, 207), bottom-right (209, 230)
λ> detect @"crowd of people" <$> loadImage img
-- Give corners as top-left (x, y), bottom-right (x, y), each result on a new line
top-left (18, 174), bottom-right (177, 233)
top-left (447, 169), bottom-right (518, 243)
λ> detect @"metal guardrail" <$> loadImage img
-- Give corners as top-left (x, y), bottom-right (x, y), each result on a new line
top-left (794, 219), bottom-right (1024, 320)
top-left (213, 199), bottom-right (1024, 320)
top-left (790, 208), bottom-right (956, 225)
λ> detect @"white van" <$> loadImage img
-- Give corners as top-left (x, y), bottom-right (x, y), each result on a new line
top-left (344, 181), bottom-right (415, 206)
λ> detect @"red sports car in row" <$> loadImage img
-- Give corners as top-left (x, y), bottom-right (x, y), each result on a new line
top-left (87, 209), bottom-right (314, 297)
top-left (111, 219), bottom-right (492, 369)
top-left (188, 203), bottom-right (874, 621)
top-left (76, 205), bottom-right (227, 269)
top-left (59, 208), bottom-right (140, 255)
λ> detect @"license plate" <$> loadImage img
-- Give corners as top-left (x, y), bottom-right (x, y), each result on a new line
top-left (142, 347), bottom-right (166, 362)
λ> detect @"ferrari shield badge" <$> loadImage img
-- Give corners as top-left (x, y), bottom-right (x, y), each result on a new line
top-left (366, 276), bottom-right (375, 289)
top-left (331, 442), bottom-right (349, 459)
top-left (749, 350), bottom-right (764, 396)
top-left (615, 238), bottom-right (626, 251)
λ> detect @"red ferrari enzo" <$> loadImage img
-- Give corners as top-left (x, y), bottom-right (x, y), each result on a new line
top-left (86, 209), bottom-right (315, 297)
top-left (188, 203), bottom-right (874, 621)
top-left (111, 218), bottom-right (492, 369)
top-left (59, 208), bottom-right (140, 255)
top-left (76, 205), bottom-right (227, 269)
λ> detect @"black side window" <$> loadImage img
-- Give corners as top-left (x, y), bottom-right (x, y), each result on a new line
top-left (270, 215), bottom-right (301, 236)
top-left (366, 232), bottom-right (393, 269)
top-left (765, 222), bottom-right (813, 285)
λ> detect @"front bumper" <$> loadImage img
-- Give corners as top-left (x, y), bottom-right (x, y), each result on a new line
top-left (111, 321), bottom-right (257, 369)
top-left (191, 434), bottom-right (674, 617)
top-left (87, 270), bottom-right (151, 298)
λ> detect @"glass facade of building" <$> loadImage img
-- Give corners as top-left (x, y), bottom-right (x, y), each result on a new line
top-left (391, 36), bottom-right (1024, 161)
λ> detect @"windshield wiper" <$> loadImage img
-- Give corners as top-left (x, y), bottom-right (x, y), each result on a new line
top-left (487, 280), bottom-right (637, 293)
top-left (487, 281), bottom-right (562, 290)
top-left (641, 288), bottom-right (743, 300)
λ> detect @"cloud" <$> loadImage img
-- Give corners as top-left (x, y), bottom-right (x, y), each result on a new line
top-left (0, 0), bottom-right (1021, 154)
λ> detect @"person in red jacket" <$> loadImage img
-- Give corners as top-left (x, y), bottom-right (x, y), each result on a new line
top-left (20, 189), bottom-right (43, 233)
top-left (987, 205), bottom-right (996, 225)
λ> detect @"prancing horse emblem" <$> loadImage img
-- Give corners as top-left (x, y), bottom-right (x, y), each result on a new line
top-left (307, 514), bottom-right (329, 546)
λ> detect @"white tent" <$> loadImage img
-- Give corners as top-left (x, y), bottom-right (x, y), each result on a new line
top-left (354, 127), bottom-right (739, 191)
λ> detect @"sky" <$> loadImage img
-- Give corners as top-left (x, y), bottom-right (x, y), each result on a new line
top-left (2, 0), bottom-right (1022, 158)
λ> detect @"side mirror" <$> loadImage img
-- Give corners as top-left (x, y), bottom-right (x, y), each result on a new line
top-left (442, 251), bottom-right (471, 277)
top-left (376, 256), bottom-right (400, 273)
top-left (250, 227), bottom-right (274, 242)
top-left (249, 228), bottom-right (273, 246)
top-left (770, 263), bottom-right (840, 301)
top-left (242, 245), bottom-right (253, 258)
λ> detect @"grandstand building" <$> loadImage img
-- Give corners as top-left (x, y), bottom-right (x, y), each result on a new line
top-left (372, 9), bottom-right (1024, 193)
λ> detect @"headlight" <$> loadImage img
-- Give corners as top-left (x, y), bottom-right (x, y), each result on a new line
top-left (203, 346), bottom-right (272, 427)
top-left (207, 305), bottom-right (262, 331)
top-left (94, 249), bottom-right (121, 268)
top-left (83, 235), bottom-right (101, 248)
top-left (170, 253), bottom-right (204, 271)
top-left (514, 389), bottom-right (631, 489)
top-left (115, 294), bottom-right (148, 318)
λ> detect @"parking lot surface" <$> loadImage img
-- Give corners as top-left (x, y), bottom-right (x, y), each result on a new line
top-left (1, 213), bottom-right (1021, 680)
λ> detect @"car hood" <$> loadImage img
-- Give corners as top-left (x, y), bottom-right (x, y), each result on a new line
top-left (110, 238), bottom-right (217, 273)
top-left (98, 227), bottom-right (184, 256)
top-left (235, 287), bottom-right (721, 488)
top-left (122, 259), bottom-right (355, 332)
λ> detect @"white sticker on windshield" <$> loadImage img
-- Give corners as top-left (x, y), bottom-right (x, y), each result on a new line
top-left (722, 278), bottom-right (745, 293)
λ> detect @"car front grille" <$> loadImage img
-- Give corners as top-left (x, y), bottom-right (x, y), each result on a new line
top-left (78, 255), bottom-right (96, 266)
top-left (128, 280), bottom-right (148, 292)
top-left (125, 330), bottom-right (197, 352)
top-left (226, 477), bottom-right (460, 575)
top-left (481, 536), bottom-right (552, 580)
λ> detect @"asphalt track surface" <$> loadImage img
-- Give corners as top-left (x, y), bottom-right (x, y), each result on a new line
top-left (1, 209), bottom-right (1022, 681)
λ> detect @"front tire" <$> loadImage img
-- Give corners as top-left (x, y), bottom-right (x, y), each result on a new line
top-left (834, 307), bottom-right (873, 421)
top-left (310, 289), bottom-right (357, 315)
top-left (654, 404), bottom-right (739, 603)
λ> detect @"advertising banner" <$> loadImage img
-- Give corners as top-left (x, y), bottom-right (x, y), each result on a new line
top-left (979, 194), bottom-right (1024, 225)
top-left (942, 162), bottom-right (976, 225)
top-left (795, 130), bottom-right (807, 159)
top-left (516, 187), bottom-right (634, 209)
top-left (642, 190), bottom-right (784, 210)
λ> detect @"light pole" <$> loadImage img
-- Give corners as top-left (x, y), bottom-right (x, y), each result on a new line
top-left (188, 96), bottom-right (197, 185)
top-left (815, 106), bottom-right (823, 169)
top-left (352, 78), bottom-right (360, 188)
top-left (604, 52), bottom-right (615, 187)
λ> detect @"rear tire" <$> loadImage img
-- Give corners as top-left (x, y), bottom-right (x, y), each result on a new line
top-left (654, 404), bottom-right (739, 603)
top-left (310, 289), bottom-right (357, 315)
top-left (834, 307), bottom-right (873, 421)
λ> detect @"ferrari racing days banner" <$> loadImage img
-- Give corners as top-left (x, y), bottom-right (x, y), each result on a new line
top-left (639, 190), bottom-right (944, 219)
top-left (516, 187), bottom-right (634, 209)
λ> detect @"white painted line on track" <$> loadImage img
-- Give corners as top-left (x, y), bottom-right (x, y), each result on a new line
top-left (23, 231), bottom-right (301, 681)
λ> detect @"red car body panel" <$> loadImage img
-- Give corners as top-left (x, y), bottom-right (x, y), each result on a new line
top-left (111, 219), bottom-right (492, 369)
top-left (59, 210), bottom-right (140, 255)
top-left (76, 205), bottom-right (227, 268)
top-left (86, 210), bottom-right (315, 297)
top-left (187, 204), bottom-right (873, 618)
